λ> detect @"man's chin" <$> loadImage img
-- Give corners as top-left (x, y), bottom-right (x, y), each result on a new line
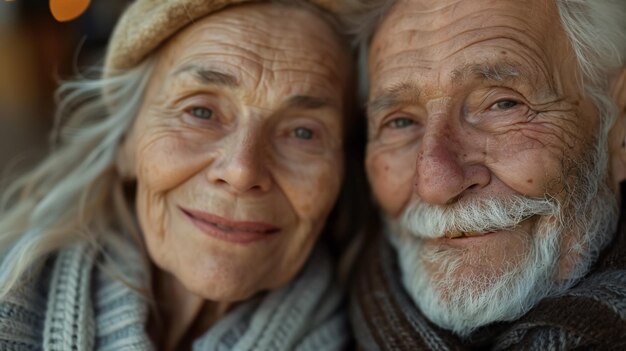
top-left (393, 231), bottom-right (559, 337)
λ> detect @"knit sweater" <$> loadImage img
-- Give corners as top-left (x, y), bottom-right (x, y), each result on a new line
top-left (0, 239), bottom-right (348, 350)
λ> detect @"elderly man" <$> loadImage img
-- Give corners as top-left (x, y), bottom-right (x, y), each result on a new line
top-left (349, 0), bottom-right (626, 349)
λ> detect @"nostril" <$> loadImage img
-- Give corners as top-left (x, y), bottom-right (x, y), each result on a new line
top-left (467, 183), bottom-right (480, 190)
top-left (214, 175), bottom-right (267, 193)
top-left (249, 184), bottom-right (263, 191)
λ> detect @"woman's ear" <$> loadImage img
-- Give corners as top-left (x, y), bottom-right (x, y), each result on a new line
top-left (608, 66), bottom-right (626, 190)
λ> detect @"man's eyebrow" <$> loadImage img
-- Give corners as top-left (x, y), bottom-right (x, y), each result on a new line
top-left (451, 62), bottom-right (522, 83)
top-left (174, 65), bottom-right (239, 88)
top-left (367, 81), bottom-right (421, 117)
top-left (285, 95), bottom-right (335, 110)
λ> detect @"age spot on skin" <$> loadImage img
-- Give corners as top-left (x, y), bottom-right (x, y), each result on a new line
top-left (527, 179), bottom-right (533, 184)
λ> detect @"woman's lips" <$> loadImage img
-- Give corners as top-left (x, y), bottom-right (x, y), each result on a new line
top-left (180, 207), bottom-right (280, 244)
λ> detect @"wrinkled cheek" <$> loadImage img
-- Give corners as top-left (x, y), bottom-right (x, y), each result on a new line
top-left (489, 156), bottom-right (562, 198)
top-left (366, 148), bottom-right (415, 217)
top-left (135, 183), bottom-right (171, 264)
top-left (487, 132), bottom-right (576, 198)
top-left (136, 136), bottom-right (209, 192)
top-left (304, 168), bottom-right (342, 221)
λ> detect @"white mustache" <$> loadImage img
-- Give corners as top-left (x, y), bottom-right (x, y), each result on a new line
top-left (400, 196), bottom-right (559, 239)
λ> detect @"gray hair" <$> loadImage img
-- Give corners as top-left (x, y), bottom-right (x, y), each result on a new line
top-left (0, 60), bottom-right (155, 298)
top-left (0, 0), bottom-right (358, 298)
top-left (346, 0), bottom-right (626, 128)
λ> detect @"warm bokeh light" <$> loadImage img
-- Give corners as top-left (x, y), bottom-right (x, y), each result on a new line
top-left (49, 0), bottom-right (91, 22)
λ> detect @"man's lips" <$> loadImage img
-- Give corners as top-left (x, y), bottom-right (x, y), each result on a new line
top-left (445, 230), bottom-right (496, 239)
top-left (180, 207), bottom-right (280, 243)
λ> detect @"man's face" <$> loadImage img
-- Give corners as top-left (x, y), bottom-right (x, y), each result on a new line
top-left (366, 0), bottom-right (620, 334)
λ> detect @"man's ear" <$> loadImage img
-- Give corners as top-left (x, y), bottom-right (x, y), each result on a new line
top-left (608, 65), bottom-right (626, 190)
top-left (115, 135), bottom-right (136, 180)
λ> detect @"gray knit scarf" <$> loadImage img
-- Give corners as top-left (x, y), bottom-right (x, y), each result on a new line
top-left (351, 218), bottom-right (626, 350)
top-left (0, 240), bottom-right (348, 350)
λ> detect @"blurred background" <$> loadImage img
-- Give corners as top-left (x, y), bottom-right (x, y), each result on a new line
top-left (0, 0), bottom-right (128, 178)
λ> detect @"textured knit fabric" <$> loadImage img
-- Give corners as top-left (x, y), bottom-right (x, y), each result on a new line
top-left (103, 0), bottom-right (341, 74)
top-left (350, 216), bottom-right (626, 350)
top-left (0, 239), bottom-right (348, 350)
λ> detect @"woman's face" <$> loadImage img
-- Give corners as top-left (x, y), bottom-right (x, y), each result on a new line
top-left (119, 3), bottom-right (351, 301)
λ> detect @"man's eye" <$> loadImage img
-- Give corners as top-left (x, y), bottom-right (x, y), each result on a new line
top-left (387, 117), bottom-right (415, 129)
top-left (491, 100), bottom-right (518, 110)
top-left (293, 127), bottom-right (314, 140)
top-left (189, 107), bottom-right (213, 119)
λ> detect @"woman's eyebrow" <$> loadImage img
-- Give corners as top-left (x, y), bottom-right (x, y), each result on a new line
top-left (285, 95), bottom-right (335, 110)
top-left (173, 64), bottom-right (239, 88)
top-left (173, 65), bottom-right (338, 111)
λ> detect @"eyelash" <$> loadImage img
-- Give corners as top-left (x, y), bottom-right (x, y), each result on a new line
top-left (292, 126), bottom-right (315, 140)
top-left (188, 106), bottom-right (214, 120)
top-left (181, 104), bottom-right (221, 128)
top-left (489, 99), bottom-right (520, 111)
top-left (385, 117), bottom-right (415, 129)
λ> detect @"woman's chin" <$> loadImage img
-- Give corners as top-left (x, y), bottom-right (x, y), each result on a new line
top-left (187, 287), bottom-right (257, 303)
top-left (181, 263), bottom-right (303, 303)
top-left (171, 265), bottom-right (275, 303)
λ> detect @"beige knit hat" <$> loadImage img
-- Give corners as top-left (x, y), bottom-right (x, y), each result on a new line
top-left (104, 0), bottom-right (340, 75)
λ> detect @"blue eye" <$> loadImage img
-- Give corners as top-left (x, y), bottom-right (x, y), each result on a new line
top-left (190, 107), bottom-right (213, 119)
top-left (294, 127), bottom-right (314, 140)
top-left (493, 100), bottom-right (518, 110)
top-left (388, 117), bottom-right (414, 129)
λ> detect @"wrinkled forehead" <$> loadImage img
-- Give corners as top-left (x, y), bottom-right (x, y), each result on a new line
top-left (368, 0), bottom-right (573, 96)
top-left (155, 2), bottom-right (350, 97)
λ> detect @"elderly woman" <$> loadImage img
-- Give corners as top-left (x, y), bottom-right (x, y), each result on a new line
top-left (0, 0), bottom-right (357, 350)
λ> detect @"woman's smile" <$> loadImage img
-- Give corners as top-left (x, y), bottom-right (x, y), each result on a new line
top-left (179, 206), bottom-right (280, 244)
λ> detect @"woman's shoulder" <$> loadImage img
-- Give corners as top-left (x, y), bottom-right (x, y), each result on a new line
top-left (0, 240), bottom-right (148, 350)
top-left (0, 253), bottom-right (55, 349)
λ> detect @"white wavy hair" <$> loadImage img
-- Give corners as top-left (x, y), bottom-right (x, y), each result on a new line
top-left (0, 59), bottom-right (155, 298)
top-left (347, 0), bottom-right (626, 135)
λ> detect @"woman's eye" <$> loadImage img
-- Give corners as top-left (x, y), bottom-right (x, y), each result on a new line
top-left (491, 100), bottom-right (518, 110)
top-left (189, 107), bottom-right (213, 120)
top-left (293, 127), bottom-right (314, 140)
top-left (387, 117), bottom-right (415, 129)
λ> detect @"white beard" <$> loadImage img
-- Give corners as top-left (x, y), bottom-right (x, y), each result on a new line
top-left (390, 144), bottom-right (618, 337)
top-left (392, 210), bottom-right (559, 337)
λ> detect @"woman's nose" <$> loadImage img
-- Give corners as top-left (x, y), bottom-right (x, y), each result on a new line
top-left (414, 122), bottom-right (490, 205)
top-left (207, 132), bottom-right (272, 195)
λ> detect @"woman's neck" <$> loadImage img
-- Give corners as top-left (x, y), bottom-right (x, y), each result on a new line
top-left (149, 268), bottom-right (232, 351)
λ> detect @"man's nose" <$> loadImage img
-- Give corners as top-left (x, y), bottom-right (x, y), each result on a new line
top-left (207, 131), bottom-right (272, 195)
top-left (414, 120), bottom-right (490, 205)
